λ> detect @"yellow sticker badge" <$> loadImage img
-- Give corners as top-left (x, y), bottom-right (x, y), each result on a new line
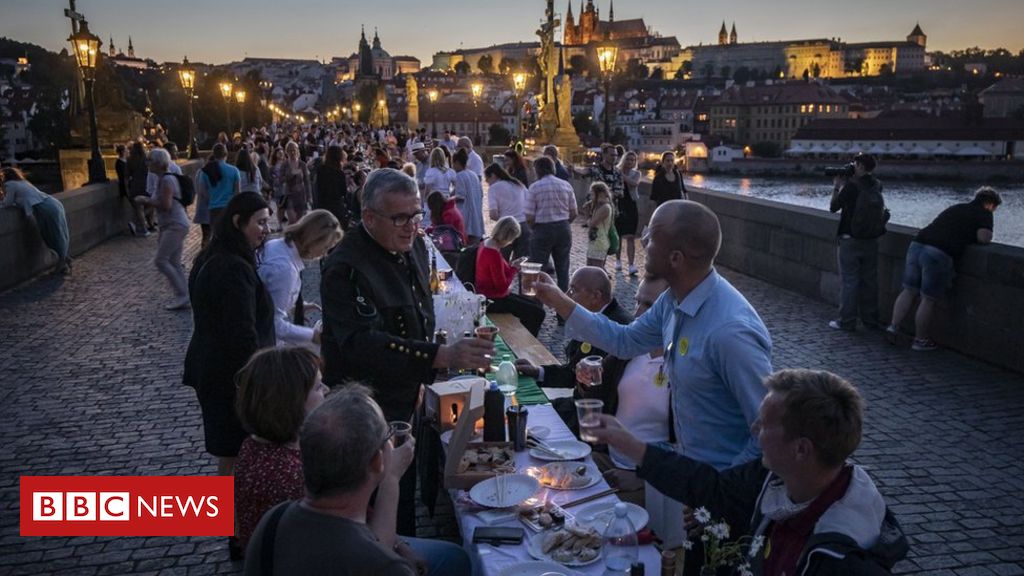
top-left (677, 337), bottom-right (689, 357)
top-left (580, 342), bottom-right (592, 354)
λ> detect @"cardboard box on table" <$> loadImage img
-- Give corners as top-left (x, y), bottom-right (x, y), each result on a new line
top-left (439, 378), bottom-right (514, 490)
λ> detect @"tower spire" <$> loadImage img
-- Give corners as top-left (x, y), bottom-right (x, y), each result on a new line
top-left (608, 0), bottom-right (614, 22)
top-left (128, 35), bottom-right (134, 58)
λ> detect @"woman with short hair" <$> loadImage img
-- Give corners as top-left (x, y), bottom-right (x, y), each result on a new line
top-left (233, 346), bottom-right (327, 555)
top-left (0, 167), bottom-right (72, 274)
top-left (258, 210), bottom-right (343, 350)
top-left (132, 148), bottom-right (191, 310)
top-left (475, 216), bottom-right (546, 335)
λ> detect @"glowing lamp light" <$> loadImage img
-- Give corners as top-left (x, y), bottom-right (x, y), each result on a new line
top-left (219, 81), bottom-right (233, 100)
top-left (471, 82), bottom-right (483, 99)
top-left (428, 89), bottom-right (439, 103)
top-left (235, 90), bottom-right (246, 104)
top-left (177, 57), bottom-right (195, 90)
top-left (68, 20), bottom-right (101, 75)
top-left (512, 73), bottom-right (527, 94)
top-left (597, 45), bottom-right (618, 75)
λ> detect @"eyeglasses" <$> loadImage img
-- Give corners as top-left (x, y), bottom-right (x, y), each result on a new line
top-left (372, 209), bottom-right (424, 227)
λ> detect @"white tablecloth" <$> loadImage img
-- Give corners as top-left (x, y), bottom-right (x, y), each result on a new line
top-left (448, 403), bottom-right (661, 575)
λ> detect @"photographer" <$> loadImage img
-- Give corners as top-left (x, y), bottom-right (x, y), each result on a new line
top-left (828, 154), bottom-right (889, 332)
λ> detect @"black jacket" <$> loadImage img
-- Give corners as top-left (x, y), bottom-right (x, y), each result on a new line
top-left (541, 297), bottom-right (633, 389)
top-left (639, 445), bottom-right (909, 576)
top-left (183, 251), bottom-right (276, 395)
top-left (315, 165), bottom-right (351, 229)
top-left (650, 168), bottom-right (687, 206)
top-left (320, 224), bottom-right (438, 421)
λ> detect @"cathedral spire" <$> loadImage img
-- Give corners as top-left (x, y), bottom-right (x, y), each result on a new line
top-left (109, 36), bottom-right (115, 57)
top-left (128, 36), bottom-right (134, 58)
top-left (608, 0), bottom-right (614, 22)
top-left (718, 21), bottom-right (728, 46)
top-left (730, 22), bottom-right (737, 44)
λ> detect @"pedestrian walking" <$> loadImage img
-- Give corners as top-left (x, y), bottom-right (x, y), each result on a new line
top-left (132, 148), bottom-right (191, 310)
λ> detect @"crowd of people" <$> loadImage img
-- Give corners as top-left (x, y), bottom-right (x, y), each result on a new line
top-left (4, 112), bottom-right (1008, 575)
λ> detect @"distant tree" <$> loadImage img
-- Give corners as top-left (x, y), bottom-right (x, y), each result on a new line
top-left (355, 82), bottom-right (378, 123)
top-left (569, 54), bottom-right (597, 77)
top-left (844, 57), bottom-right (864, 76)
top-left (624, 58), bottom-right (648, 80)
top-left (650, 68), bottom-right (664, 80)
top-left (454, 61), bottom-right (471, 75)
top-left (572, 111), bottom-right (599, 138)
top-left (487, 123), bottom-right (512, 146)
top-left (879, 63), bottom-right (893, 76)
top-left (812, 63), bottom-right (822, 78)
top-left (720, 65), bottom-right (732, 79)
top-left (499, 57), bottom-right (519, 75)
top-left (477, 54), bottom-right (494, 75)
top-left (772, 65), bottom-right (784, 79)
top-left (702, 62), bottom-right (715, 78)
top-left (802, 68), bottom-right (810, 81)
top-left (609, 127), bottom-right (627, 146)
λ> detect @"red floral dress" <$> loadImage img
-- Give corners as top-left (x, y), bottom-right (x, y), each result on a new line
top-left (234, 437), bottom-right (304, 552)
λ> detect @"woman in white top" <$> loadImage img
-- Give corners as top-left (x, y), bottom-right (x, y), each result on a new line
top-left (422, 147), bottom-right (455, 212)
top-left (1, 167), bottom-right (72, 274)
top-left (234, 147), bottom-right (263, 194)
top-left (133, 148), bottom-right (192, 310)
top-left (258, 209), bottom-right (343, 350)
top-left (483, 162), bottom-right (530, 260)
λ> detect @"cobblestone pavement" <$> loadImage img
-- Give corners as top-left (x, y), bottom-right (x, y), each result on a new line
top-left (1, 204), bottom-right (1023, 575)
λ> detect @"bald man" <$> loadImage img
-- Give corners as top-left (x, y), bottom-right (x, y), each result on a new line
top-left (534, 200), bottom-right (773, 471)
top-left (516, 266), bottom-right (632, 389)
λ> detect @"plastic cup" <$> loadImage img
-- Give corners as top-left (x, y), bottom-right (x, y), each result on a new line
top-left (576, 355), bottom-right (604, 387)
top-left (475, 325), bottom-right (500, 342)
top-left (574, 399), bottom-right (604, 443)
top-left (389, 421), bottom-right (412, 446)
top-left (521, 262), bottom-right (542, 296)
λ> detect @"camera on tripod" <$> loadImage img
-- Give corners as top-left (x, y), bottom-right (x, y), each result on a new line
top-left (824, 163), bottom-right (855, 177)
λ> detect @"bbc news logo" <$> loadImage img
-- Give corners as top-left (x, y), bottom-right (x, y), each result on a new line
top-left (20, 476), bottom-right (233, 536)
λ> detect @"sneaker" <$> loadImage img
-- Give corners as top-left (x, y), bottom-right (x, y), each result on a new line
top-left (628, 265), bottom-right (639, 276)
top-left (127, 222), bottom-right (138, 236)
top-left (615, 260), bottom-right (623, 271)
top-left (828, 320), bottom-right (854, 332)
top-left (165, 296), bottom-right (191, 311)
top-left (885, 325), bottom-right (898, 345)
top-left (911, 338), bottom-right (937, 352)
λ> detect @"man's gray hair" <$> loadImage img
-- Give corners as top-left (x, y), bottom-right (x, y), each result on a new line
top-left (362, 168), bottom-right (419, 212)
top-left (543, 145), bottom-right (560, 159)
top-left (299, 383), bottom-right (387, 498)
top-left (148, 148), bottom-right (171, 170)
top-left (457, 136), bottom-right (473, 150)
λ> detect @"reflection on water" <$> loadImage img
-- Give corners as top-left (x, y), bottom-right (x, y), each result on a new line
top-left (683, 174), bottom-right (1024, 248)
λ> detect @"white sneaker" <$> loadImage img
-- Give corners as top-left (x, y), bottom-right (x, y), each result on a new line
top-left (165, 296), bottom-right (191, 311)
top-left (614, 260), bottom-right (623, 271)
top-left (628, 265), bottom-right (639, 276)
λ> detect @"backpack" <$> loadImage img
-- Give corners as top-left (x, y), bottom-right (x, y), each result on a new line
top-left (163, 173), bottom-right (196, 207)
top-left (849, 177), bottom-right (889, 239)
top-left (428, 224), bottom-right (465, 253)
top-left (453, 243), bottom-right (480, 292)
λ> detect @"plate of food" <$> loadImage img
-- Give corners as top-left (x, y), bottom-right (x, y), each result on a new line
top-left (518, 501), bottom-right (572, 532)
top-left (574, 501), bottom-right (649, 533)
top-left (531, 462), bottom-right (600, 491)
top-left (469, 473), bottom-right (539, 508)
top-left (456, 445), bottom-right (516, 474)
top-left (497, 560), bottom-right (580, 576)
top-left (526, 524), bottom-right (603, 566)
top-left (528, 440), bottom-right (592, 462)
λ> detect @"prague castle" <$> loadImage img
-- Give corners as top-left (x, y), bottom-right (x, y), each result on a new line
top-left (648, 22), bottom-right (928, 79)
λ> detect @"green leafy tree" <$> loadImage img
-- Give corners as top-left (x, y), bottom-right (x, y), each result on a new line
top-left (477, 54), bottom-right (494, 75)
top-left (454, 61), bottom-right (471, 75)
top-left (355, 82), bottom-right (378, 123)
top-left (624, 58), bottom-right (648, 80)
top-left (573, 111), bottom-right (599, 137)
top-left (499, 57), bottom-right (519, 75)
top-left (650, 68), bottom-right (664, 80)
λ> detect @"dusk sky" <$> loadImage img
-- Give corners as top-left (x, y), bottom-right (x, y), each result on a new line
top-left (2, 0), bottom-right (1023, 65)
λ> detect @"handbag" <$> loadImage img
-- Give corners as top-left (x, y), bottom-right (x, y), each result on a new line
top-left (607, 222), bottom-right (620, 255)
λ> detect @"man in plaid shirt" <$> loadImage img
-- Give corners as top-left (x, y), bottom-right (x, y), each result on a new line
top-left (525, 156), bottom-right (578, 292)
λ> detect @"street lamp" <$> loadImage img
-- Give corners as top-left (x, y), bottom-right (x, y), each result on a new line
top-left (378, 98), bottom-right (386, 128)
top-left (177, 56), bottom-right (198, 158)
top-left (68, 20), bottom-right (107, 183)
top-left (428, 89), bottom-right (439, 139)
top-left (235, 90), bottom-right (247, 134)
top-left (512, 72), bottom-right (527, 140)
top-left (219, 81), bottom-right (233, 133)
top-left (471, 82), bottom-right (483, 145)
top-left (354, 103), bottom-right (362, 123)
top-left (597, 44), bottom-right (618, 142)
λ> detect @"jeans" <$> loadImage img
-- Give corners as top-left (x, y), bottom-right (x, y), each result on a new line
top-left (405, 536), bottom-right (471, 576)
top-left (529, 220), bottom-right (572, 292)
top-left (902, 241), bottom-right (955, 299)
top-left (154, 224), bottom-right (188, 298)
top-left (837, 236), bottom-right (880, 328)
top-left (32, 198), bottom-right (70, 262)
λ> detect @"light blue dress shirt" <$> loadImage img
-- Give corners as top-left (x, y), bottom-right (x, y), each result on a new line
top-left (565, 269), bottom-right (772, 470)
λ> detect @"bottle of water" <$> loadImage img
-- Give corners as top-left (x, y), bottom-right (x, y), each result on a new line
top-left (603, 502), bottom-right (638, 574)
top-left (496, 354), bottom-right (518, 399)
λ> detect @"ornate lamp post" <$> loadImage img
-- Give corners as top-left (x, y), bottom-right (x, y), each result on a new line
top-left (428, 89), bottom-right (439, 139)
top-left (471, 82), bottom-right (483, 145)
top-left (597, 44), bottom-right (618, 142)
top-left (177, 56), bottom-right (198, 158)
top-left (219, 81), bottom-right (233, 133)
top-left (235, 89), bottom-right (247, 134)
top-left (512, 72), bottom-right (527, 140)
top-left (68, 20), bottom-right (107, 183)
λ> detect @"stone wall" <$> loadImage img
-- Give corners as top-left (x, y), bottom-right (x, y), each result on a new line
top-left (625, 179), bottom-right (1024, 374)
top-left (2, 160), bottom-right (202, 292)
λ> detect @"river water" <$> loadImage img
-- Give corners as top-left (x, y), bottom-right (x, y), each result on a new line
top-left (681, 174), bottom-right (1024, 248)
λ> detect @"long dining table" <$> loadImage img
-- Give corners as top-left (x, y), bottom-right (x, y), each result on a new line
top-left (429, 242), bottom-right (663, 575)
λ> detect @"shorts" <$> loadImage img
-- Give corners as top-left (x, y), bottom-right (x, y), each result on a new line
top-left (902, 241), bottom-right (954, 300)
